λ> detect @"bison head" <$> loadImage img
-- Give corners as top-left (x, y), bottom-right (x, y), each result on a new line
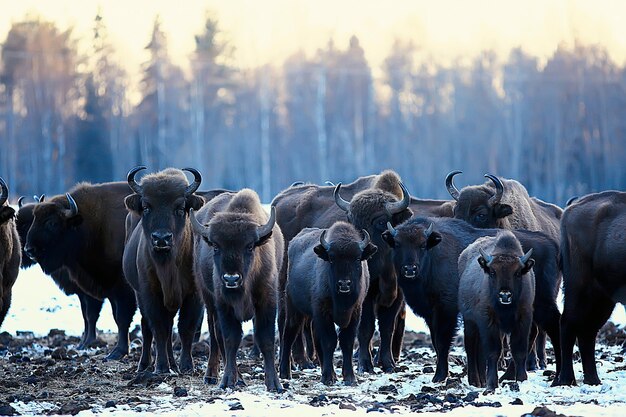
top-left (190, 205), bottom-right (275, 292)
top-left (125, 166), bottom-right (204, 260)
top-left (24, 193), bottom-right (82, 274)
top-left (446, 171), bottom-right (513, 228)
top-left (313, 222), bottom-right (377, 297)
top-left (478, 247), bottom-right (534, 306)
top-left (0, 177), bottom-right (15, 225)
top-left (16, 198), bottom-right (41, 269)
top-left (382, 221), bottom-right (442, 280)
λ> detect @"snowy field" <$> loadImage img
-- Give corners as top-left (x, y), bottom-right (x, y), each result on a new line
top-left (2, 266), bottom-right (626, 417)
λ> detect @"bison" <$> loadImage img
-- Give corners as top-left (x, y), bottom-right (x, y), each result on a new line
top-left (16, 197), bottom-right (104, 349)
top-left (280, 222), bottom-right (376, 385)
top-left (445, 171), bottom-right (561, 369)
top-left (190, 189), bottom-right (284, 392)
top-left (382, 216), bottom-right (561, 383)
top-left (0, 177), bottom-right (20, 328)
top-left (554, 191), bottom-right (626, 386)
top-left (24, 181), bottom-right (137, 359)
top-left (458, 231), bottom-right (535, 392)
top-left (123, 167), bottom-right (205, 374)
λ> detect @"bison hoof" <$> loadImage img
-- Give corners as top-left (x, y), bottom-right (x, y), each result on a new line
top-left (321, 376), bottom-right (337, 386)
top-left (583, 376), bottom-right (601, 385)
top-left (295, 359), bottom-right (316, 370)
top-left (551, 376), bottom-right (577, 387)
top-left (265, 379), bottom-right (284, 392)
top-left (204, 376), bottom-right (218, 385)
top-left (431, 372), bottom-right (448, 383)
top-left (105, 347), bottom-right (128, 361)
top-left (343, 376), bottom-right (357, 386)
top-left (358, 362), bottom-right (374, 374)
top-left (482, 388), bottom-right (496, 395)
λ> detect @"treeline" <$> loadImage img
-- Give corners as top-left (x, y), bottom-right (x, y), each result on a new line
top-left (1, 13), bottom-right (625, 205)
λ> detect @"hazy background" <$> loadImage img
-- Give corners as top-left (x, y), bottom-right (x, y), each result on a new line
top-left (1, 0), bottom-right (626, 204)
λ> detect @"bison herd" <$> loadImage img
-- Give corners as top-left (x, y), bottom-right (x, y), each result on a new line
top-left (0, 167), bottom-right (624, 394)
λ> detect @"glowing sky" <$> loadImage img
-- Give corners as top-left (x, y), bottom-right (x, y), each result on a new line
top-left (1, 0), bottom-right (625, 74)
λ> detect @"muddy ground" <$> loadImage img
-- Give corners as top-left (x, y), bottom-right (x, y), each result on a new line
top-left (0, 324), bottom-right (625, 416)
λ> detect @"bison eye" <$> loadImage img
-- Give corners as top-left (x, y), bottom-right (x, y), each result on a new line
top-left (246, 243), bottom-right (254, 252)
top-left (142, 206), bottom-right (151, 214)
top-left (213, 244), bottom-right (220, 254)
top-left (175, 208), bottom-right (185, 217)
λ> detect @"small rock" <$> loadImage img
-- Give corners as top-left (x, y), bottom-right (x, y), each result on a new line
top-left (309, 395), bottom-right (328, 406)
top-left (56, 401), bottom-right (90, 416)
top-left (542, 370), bottom-right (556, 378)
top-left (51, 347), bottom-right (68, 360)
top-left (522, 406), bottom-right (568, 417)
top-left (339, 402), bottom-right (357, 411)
top-left (0, 402), bottom-right (19, 416)
top-left (463, 392), bottom-right (480, 402)
top-left (510, 398), bottom-right (524, 405)
top-left (228, 401), bottom-right (244, 411)
top-left (0, 332), bottom-right (13, 346)
top-left (15, 331), bottom-right (34, 339)
top-left (444, 393), bottom-right (459, 403)
top-left (421, 386), bottom-right (437, 393)
top-left (503, 381), bottom-right (520, 392)
top-left (173, 387), bottom-right (188, 397)
top-left (378, 384), bottom-right (398, 394)
top-left (47, 329), bottom-right (65, 338)
top-left (423, 366), bottom-right (434, 373)
top-left (6, 394), bottom-right (34, 404)
top-left (445, 377), bottom-right (462, 390)
top-left (104, 401), bottom-right (116, 408)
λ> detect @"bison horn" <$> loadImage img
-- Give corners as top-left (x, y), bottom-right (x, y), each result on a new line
top-left (423, 222), bottom-right (434, 239)
top-left (127, 166), bottom-right (147, 195)
top-left (384, 182), bottom-right (411, 215)
top-left (257, 205), bottom-right (276, 241)
top-left (290, 181), bottom-right (304, 187)
top-left (0, 177), bottom-right (8, 207)
top-left (18, 196), bottom-right (25, 208)
top-left (445, 170), bottom-right (462, 201)
top-left (65, 193), bottom-right (78, 217)
top-left (485, 174), bottom-right (504, 206)
top-left (358, 229), bottom-right (371, 252)
top-left (479, 247), bottom-right (494, 266)
top-left (565, 196), bottom-right (578, 207)
top-left (320, 229), bottom-right (331, 251)
top-left (182, 167), bottom-right (202, 196)
top-left (34, 194), bottom-right (45, 203)
top-left (189, 208), bottom-right (210, 238)
top-left (334, 183), bottom-right (351, 213)
top-left (325, 181), bottom-right (335, 187)
top-left (519, 248), bottom-right (534, 267)
top-left (386, 221), bottom-right (398, 237)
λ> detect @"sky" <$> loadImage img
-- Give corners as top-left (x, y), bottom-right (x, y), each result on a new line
top-left (1, 0), bottom-right (626, 78)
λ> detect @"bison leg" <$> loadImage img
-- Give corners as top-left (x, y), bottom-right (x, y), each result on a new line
top-left (339, 313), bottom-right (359, 386)
top-left (279, 302), bottom-right (304, 379)
top-left (166, 328), bottom-right (179, 374)
top-left (193, 308), bottom-right (204, 343)
top-left (392, 303), bottom-right (406, 363)
top-left (578, 292), bottom-right (615, 385)
top-left (218, 306), bottom-right (244, 389)
top-left (255, 304), bottom-right (283, 392)
top-left (431, 308), bottom-right (457, 383)
top-left (375, 293), bottom-right (403, 373)
top-left (533, 297), bottom-right (562, 380)
top-left (535, 330), bottom-right (547, 369)
top-left (357, 292), bottom-right (376, 373)
top-left (463, 319), bottom-right (483, 387)
top-left (511, 317), bottom-right (531, 383)
top-left (178, 295), bottom-right (203, 374)
top-left (106, 285), bottom-right (137, 360)
top-left (314, 316), bottom-right (338, 386)
top-left (525, 324), bottom-right (539, 371)
top-left (483, 329), bottom-right (502, 394)
top-left (0, 289), bottom-right (11, 328)
top-left (77, 293), bottom-right (104, 350)
top-left (138, 316), bottom-right (154, 372)
top-left (204, 306), bottom-right (222, 385)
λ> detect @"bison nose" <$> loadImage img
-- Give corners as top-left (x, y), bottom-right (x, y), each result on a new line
top-left (498, 290), bottom-right (512, 305)
top-left (402, 264), bottom-right (417, 279)
top-left (337, 279), bottom-right (351, 294)
top-left (223, 273), bottom-right (242, 289)
top-left (151, 231), bottom-right (173, 250)
top-left (24, 245), bottom-right (38, 261)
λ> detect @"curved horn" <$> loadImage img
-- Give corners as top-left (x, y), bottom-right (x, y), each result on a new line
top-left (519, 248), bottom-right (534, 267)
top-left (334, 183), bottom-right (350, 213)
top-left (386, 221), bottom-right (398, 238)
top-left (257, 205), bottom-right (276, 241)
top-left (384, 182), bottom-right (411, 215)
top-left (127, 166), bottom-right (147, 195)
top-left (565, 196), bottom-right (578, 207)
top-left (358, 229), bottom-right (371, 252)
top-left (325, 181), bottom-right (335, 187)
top-left (0, 177), bottom-right (8, 207)
top-left (485, 174), bottom-right (504, 206)
top-left (423, 222), bottom-right (434, 239)
top-left (479, 247), bottom-right (494, 266)
top-left (65, 193), bottom-right (78, 217)
top-left (445, 170), bottom-right (462, 201)
top-left (182, 167), bottom-right (202, 196)
top-left (320, 229), bottom-right (331, 251)
top-left (189, 208), bottom-right (210, 238)
top-left (290, 181), bottom-right (304, 187)
top-left (18, 196), bottom-right (25, 208)
top-left (34, 194), bottom-right (45, 203)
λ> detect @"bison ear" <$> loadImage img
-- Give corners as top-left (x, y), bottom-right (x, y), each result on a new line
top-left (360, 243), bottom-right (378, 261)
top-left (313, 244), bottom-right (330, 261)
top-left (521, 258), bottom-right (535, 275)
top-left (494, 203), bottom-right (513, 219)
top-left (477, 256), bottom-right (490, 272)
top-left (125, 194), bottom-right (142, 214)
top-left (186, 195), bottom-right (205, 212)
top-left (426, 231), bottom-right (442, 249)
top-left (0, 206), bottom-right (15, 224)
top-left (391, 208), bottom-right (413, 227)
top-left (381, 230), bottom-right (396, 248)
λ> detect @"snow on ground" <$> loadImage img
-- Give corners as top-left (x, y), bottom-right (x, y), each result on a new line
top-left (4, 267), bottom-right (626, 417)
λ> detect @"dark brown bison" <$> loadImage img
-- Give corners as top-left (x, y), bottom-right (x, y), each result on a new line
top-left (458, 231), bottom-right (535, 392)
top-left (123, 167), bottom-right (205, 374)
top-left (382, 217), bottom-right (561, 383)
top-left (24, 181), bottom-right (136, 359)
top-left (554, 191), bottom-right (626, 386)
top-left (280, 222), bottom-right (376, 385)
top-left (190, 189), bottom-right (284, 392)
top-left (0, 178), bottom-right (21, 328)
top-left (446, 171), bottom-right (561, 369)
top-left (16, 197), bottom-right (104, 348)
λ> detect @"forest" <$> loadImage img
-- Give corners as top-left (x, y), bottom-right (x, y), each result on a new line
top-left (1, 13), bottom-right (625, 206)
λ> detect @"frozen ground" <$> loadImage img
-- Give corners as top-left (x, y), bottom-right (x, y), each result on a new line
top-left (1, 266), bottom-right (626, 416)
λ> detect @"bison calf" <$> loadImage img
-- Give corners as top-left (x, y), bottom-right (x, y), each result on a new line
top-left (280, 222), bottom-right (376, 385)
top-left (190, 189), bottom-right (284, 392)
top-left (458, 231), bottom-right (535, 393)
